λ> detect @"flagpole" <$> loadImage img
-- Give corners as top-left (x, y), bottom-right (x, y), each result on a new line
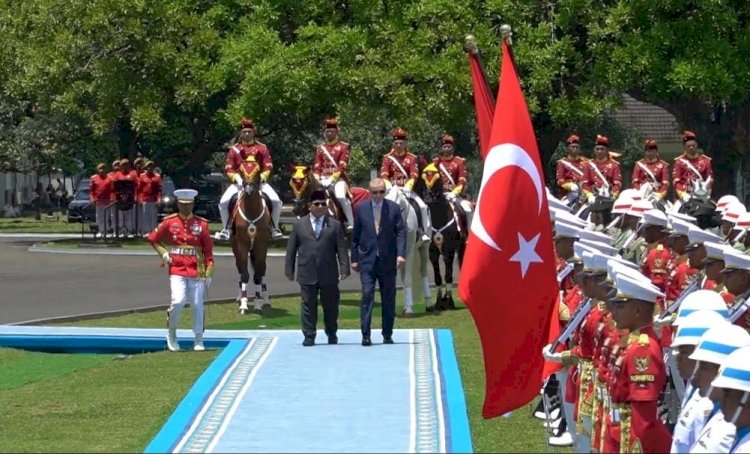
top-left (499, 24), bottom-right (516, 66)
top-left (463, 35), bottom-right (496, 106)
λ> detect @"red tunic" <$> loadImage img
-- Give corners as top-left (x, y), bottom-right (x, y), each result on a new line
top-left (583, 158), bottom-right (622, 197)
top-left (667, 256), bottom-right (698, 302)
top-left (555, 156), bottom-right (587, 197)
top-left (641, 243), bottom-right (672, 295)
top-left (380, 150), bottom-right (419, 187)
top-left (432, 156), bottom-right (468, 192)
top-left (631, 158), bottom-right (670, 196)
top-left (605, 327), bottom-right (671, 453)
top-left (313, 141), bottom-right (350, 180)
top-left (148, 214), bottom-right (214, 278)
top-left (224, 142), bottom-right (273, 181)
top-left (672, 153), bottom-right (713, 197)
top-left (138, 171), bottom-right (162, 203)
top-left (90, 174), bottom-right (113, 207)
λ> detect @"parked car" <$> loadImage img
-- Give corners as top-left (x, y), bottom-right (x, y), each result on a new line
top-left (157, 176), bottom-right (176, 221)
top-left (192, 174), bottom-right (223, 222)
top-left (67, 178), bottom-right (96, 223)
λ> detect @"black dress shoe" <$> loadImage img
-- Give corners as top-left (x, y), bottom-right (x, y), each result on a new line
top-left (302, 337), bottom-right (315, 347)
top-left (327, 335), bottom-right (338, 345)
top-left (361, 336), bottom-right (372, 346)
top-left (383, 335), bottom-right (394, 344)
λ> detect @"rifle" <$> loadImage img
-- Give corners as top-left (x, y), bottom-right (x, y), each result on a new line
top-left (557, 263), bottom-right (574, 284)
top-left (550, 297), bottom-right (593, 351)
top-left (657, 278), bottom-right (701, 324)
top-left (729, 289), bottom-right (750, 323)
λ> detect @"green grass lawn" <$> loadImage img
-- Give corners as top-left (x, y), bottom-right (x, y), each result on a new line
top-left (0, 293), bottom-right (564, 453)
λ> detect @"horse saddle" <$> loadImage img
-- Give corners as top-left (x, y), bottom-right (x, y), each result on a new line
top-left (228, 192), bottom-right (273, 233)
top-left (589, 196), bottom-right (614, 213)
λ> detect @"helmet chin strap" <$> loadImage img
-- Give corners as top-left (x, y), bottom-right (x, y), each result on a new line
top-left (730, 391), bottom-right (750, 425)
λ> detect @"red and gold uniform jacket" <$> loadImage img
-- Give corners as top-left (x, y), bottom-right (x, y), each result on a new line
top-left (606, 327), bottom-right (671, 454)
top-left (564, 301), bottom-right (607, 418)
top-left (631, 158), bottom-right (670, 198)
top-left (113, 170), bottom-right (140, 204)
top-left (594, 316), bottom-right (623, 452)
top-left (667, 255), bottom-right (698, 302)
top-left (672, 153), bottom-right (713, 198)
top-left (433, 155), bottom-right (468, 193)
top-left (313, 141), bottom-right (350, 181)
top-left (148, 214), bottom-right (214, 279)
top-left (583, 158), bottom-right (622, 197)
top-left (380, 150), bottom-right (419, 187)
top-left (138, 171), bottom-right (162, 203)
top-left (555, 156), bottom-right (587, 197)
top-left (224, 142), bottom-right (273, 182)
top-left (90, 174), bottom-right (113, 207)
top-left (641, 243), bottom-right (672, 296)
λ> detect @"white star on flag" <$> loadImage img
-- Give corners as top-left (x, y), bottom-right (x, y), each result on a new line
top-left (509, 232), bottom-right (543, 278)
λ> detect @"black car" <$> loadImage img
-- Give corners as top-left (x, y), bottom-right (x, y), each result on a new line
top-left (157, 176), bottom-right (177, 221)
top-left (67, 178), bottom-right (96, 223)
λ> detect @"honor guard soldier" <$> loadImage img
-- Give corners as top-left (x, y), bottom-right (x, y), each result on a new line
top-left (380, 128), bottom-right (432, 242)
top-left (720, 248), bottom-right (750, 333)
top-left (669, 310), bottom-right (730, 453)
top-left (138, 160), bottom-right (161, 234)
top-left (710, 346), bottom-right (750, 453)
top-left (148, 189), bottom-right (214, 352)
top-left (605, 273), bottom-right (672, 453)
top-left (702, 241), bottom-right (735, 304)
top-left (555, 134), bottom-right (587, 204)
top-left (639, 209), bottom-right (672, 295)
top-left (672, 130), bottom-right (714, 202)
top-left (313, 118), bottom-right (354, 232)
top-left (666, 218), bottom-right (698, 302)
top-left (217, 117), bottom-right (283, 240)
top-left (632, 139), bottom-right (670, 202)
top-left (582, 134), bottom-right (622, 203)
top-left (433, 134), bottom-right (473, 228)
top-left (686, 225), bottom-right (726, 289)
top-left (688, 324), bottom-right (750, 452)
top-left (90, 163), bottom-right (113, 237)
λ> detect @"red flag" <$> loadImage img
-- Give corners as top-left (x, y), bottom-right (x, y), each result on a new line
top-left (458, 41), bottom-right (558, 419)
top-left (468, 51), bottom-right (495, 156)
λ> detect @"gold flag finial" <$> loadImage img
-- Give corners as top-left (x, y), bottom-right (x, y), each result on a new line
top-left (500, 24), bottom-right (513, 45)
top-left (464, 34), bottom-right (479, 55)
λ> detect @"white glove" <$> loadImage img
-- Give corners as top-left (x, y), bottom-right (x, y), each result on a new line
top-left (542, 344), bottom-right (563, 363)
top-left (320, 177), bottom-right (332, 188)
top-left (680, 192), bottom-right (691, 203)
top-left (587, 194), bottom-right (596, 204)
top-left (204, 277), bottom-right (212, 289)
top-left (161, 252), bottom-right (172, 265)
top-left (233, 174), bottom-right (243, 185)
top-left (569, 183), bottom-right (579, 193)
top-left (402, 186), bottom-right (412, 196)
top-left (654, 314), bottom-right (672, 329)
top-left (445, 192), bottom-right (457, 201)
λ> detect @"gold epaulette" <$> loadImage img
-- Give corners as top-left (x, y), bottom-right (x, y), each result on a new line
top-left (656, 244), bottom-right (664, 251)
top-left (163, 213), bottom-right (180, 220)
top-left (673, 153), bottom-right (686, 161)
top-left (638, 333), bottom-right (650, 346)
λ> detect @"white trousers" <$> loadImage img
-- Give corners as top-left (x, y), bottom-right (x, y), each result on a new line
top-left (321, 178), bottom-right (354, 225)
top-left (407, 191), bottom-right (432, 234)
top-left (219, 182), bottom-right (281, 229)
top-left (95, 205), bottom-right (108, 235)
top-left (168, 275), bottom-right (205, 335)
top-left (119, 207), bottom-right (136, 234)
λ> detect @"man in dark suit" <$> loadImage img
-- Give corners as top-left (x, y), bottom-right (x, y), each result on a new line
top-left (285, 190), bottom-right (350, 346)
top-left (351, 178), bottom-right (407, 346)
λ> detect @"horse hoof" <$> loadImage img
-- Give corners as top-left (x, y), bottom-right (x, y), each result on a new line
top-left (262, 303), bottom-right (272, 309)
top-left (253, 308), bottom-right (263, 315)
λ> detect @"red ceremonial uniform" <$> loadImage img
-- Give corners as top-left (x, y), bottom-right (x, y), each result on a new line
top-left (672, 154), bottom-right (713, 197)
top-left (113, 169), bottom-right (140, 203)
top-left (90, 174), bottom-right (113, 207)
top-left (563, 285), bottom-right (585, 409)
top-left (224, 142), bottom-right (273, 181)
top-left (641, 243), bottom-right (672, 295)
top-left (138, 171), bottom-right (162, 203)
top-left (555, 156), bottom-right (587, 198)
top-left (313, 141), bottom-right (350, 181)
top-left (667, 255), bottom-right (698, 302)
top-left (148, 214), bottom-right (214, 278)
top-left (631, 158), bottom-right (670, 197)
top-left (380, 150), bottom-right (419, 187)
top-left (583, 158), bottom-right (622, 197)
top-left (594, 317), bottom-right (622, 452)
top-left (433, 156), bottom-right (468, 193)
top-left (569, 302), bottom-right (607, 422)
top-left (605, 327), bottom-right (671, 453)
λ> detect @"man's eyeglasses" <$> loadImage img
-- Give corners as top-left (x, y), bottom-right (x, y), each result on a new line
top-left (370, 190), bottom-right (385, 195)
top-left (311, 202), bottom-right (327, 207)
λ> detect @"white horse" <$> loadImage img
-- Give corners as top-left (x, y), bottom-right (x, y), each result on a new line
top-left (386, 186), bottom-right (432, 314)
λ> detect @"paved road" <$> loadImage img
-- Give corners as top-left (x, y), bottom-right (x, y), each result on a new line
top-left (0, 236), bottom-right (361, 325)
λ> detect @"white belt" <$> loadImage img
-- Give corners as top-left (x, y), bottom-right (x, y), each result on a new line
top-left (609, 408), bottom-right (621, 423)
top-left (169, 247), bottom-right (197, 256)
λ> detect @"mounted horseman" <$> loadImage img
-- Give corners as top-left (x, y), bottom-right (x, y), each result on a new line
top-left (555, 134), bottom-right (588, 206)
top-left (312, 118), bottom-right (355, 234)
top-left (432, 134), bottom-right (473, 232)
top-left (672, 130), bottom-right (714, 205)
top-left (631, 139), bottom-right (670, 209)
top-left (216, 117), bottom-right (284, 241)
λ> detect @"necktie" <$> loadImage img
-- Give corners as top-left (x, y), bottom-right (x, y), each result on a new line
top-left (314, 217), bottom-right (322, 238)
top-left (374, 205), bottom-right (381, 234)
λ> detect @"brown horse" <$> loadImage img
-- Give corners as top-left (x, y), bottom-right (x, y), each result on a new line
top-left (232, 160), bottom-right (272, 315)
top-left (288, 164), bottom-right (343, 221)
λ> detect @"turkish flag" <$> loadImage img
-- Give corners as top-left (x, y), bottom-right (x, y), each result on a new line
top-left (468, 50), bottom-right (495, 156)
top-left (458, 41), bottom-right (558, 419)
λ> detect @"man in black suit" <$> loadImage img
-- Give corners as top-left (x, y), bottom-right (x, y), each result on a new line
top-left (351, 178), bottom-right (407, 346)
top-left (285, 190), bottom-right (350, 346)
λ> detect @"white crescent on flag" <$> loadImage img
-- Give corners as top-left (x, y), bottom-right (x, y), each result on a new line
top-left (470, 143), bottom-right (544, 252)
